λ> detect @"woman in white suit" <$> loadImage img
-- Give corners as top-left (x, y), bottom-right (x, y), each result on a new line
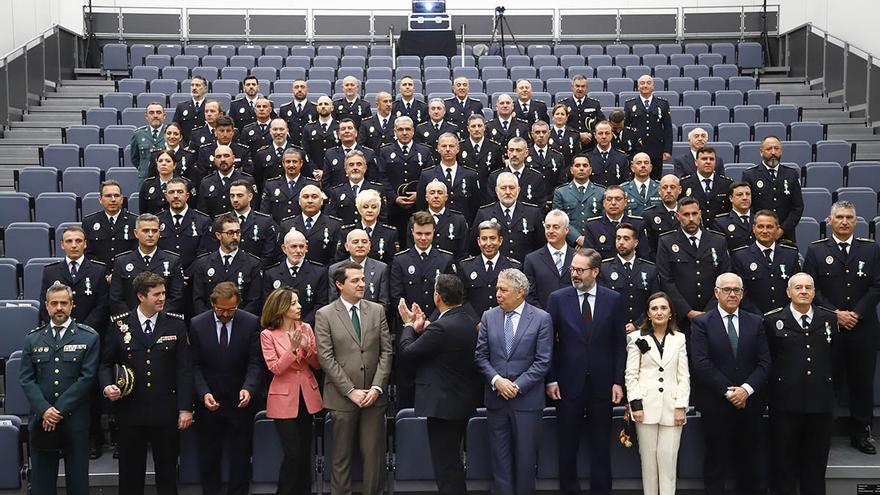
top-left (625, 291), bottom-right (690, 495)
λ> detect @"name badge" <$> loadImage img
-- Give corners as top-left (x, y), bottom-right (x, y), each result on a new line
top-left (157, 335), bottom-right (177, 343)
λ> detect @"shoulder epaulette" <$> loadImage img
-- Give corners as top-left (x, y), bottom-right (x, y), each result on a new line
top-left (505, 257), bottom-right (522, 265)
top-left (448, 208), bottom-right (464, 216)
top-left (113, 250), bottom-right (134, 260)
top-left (714, 212), bottom-right (730, 218)
top-left (526, 166), bottom-right (544, 174)
top-left (110, 312), bottom-right (129, 322)
top-left (780, 163), bottom-right (798, 170)
top-left (380, 223), bottom-right (398, 231)
top-left (421, 164), bottom-right (433, 170)
top-left (342, 223), bottom-right (357, 229)
top-left (513, 117), bottom-right (528, 123)
top-left (745, 164), bottom-right (760, 170)
top-left (361, 145), bottom-right (375, 152)
top-left (656, 95), bottom-right (668, 102)
top-left (521, 202), bottom-right (541, 209)
top-left (778, 243), bottom-right (798, 250)
top-left (27, 325), bottom-right (43, 335)
top-left (135, 124), bottom-right (148, 131)
top-left (856, 237), bottom-right (873, 243)
top-left (366, 180), bottom-right (383, 186)
top-left (45, 260), bottom-right (62, 267)
top-left (460, 255), bottom-right (476, 262)
top-left (602, 257), bottom-right (614, 263)
top-left (637, 258), bottom-right (655, 265)
top-left (443, 96), bottom-right (455, 101)
top-left (253, 211), bottom-right (271, 218)
top-left (680, 174), bottom-right (693, 180)
top-left (265, 261), bottom-right (283, 269)
top-left (243, 251), bottom-right (261, 261)
top-left (719, 174), bottom-right (732, 181)
top-left (763, 307), bottom-right (784, 316)
top-left (395, 249), bottom-right (411, 256)
top-left (623, 97), bottom-right (638, 104)
top-left (241, 171), bottom-right (255, 178)
top-left (76, 323), bottom-right (98, 335)
top-left (82, 211), bottom-right (101, 219)
top-left (437, 248), bottom-right (454, 255)
top-left (486, 138), bottom-right (503, 147)
top-left (306, 259), bottom-right (324, 267)
top-left (658, 230), bottom-right (676, 237)
top-left (479, 203), bottom-right (494, 209)
top-left (91, 259), bottom-right (107, 266)
top-left (166, 312), bottom-right (185, 320)
top-left (190, 125), bottom-right (205, 132)
top-left (731, 245), bottom-right (749, 252)
top-left (460, 164), bottom-right (478, 173)
top-left (198, 142), bottom-right (215, 150)
top-left (643, 204), bottom-right (660, 212)
top-left (817, 305), bottom-right (837, 314)
top-left (231, 96), bottom-right (244, 102)
top-left (123, 211), bottom-right (139, 219)
top-left (163, 249), bottom-right (180, 257)
top-left (192, 209), bottom-right (210, 218)
top-left (628, 214), bottom-right (643, 220)
top-left (706, 229), bottom-right (725, 236)
top-left (811, 238), bottom-right (826, 244)
top-left (586, 216), bottom-right (603, 222)
top-left (195, 251), bottom-right (212, 258)
top-left (327, 215), bottom-right (343, 222)
top-left (468, 97), bottom-right (480, 102)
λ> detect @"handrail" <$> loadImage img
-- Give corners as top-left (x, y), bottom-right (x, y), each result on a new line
top-left (0, 25), bottom-right (81, 67)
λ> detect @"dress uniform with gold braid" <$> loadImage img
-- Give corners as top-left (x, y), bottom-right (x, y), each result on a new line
top-left (82, 210), bottom-right (139, 265)
top-left (598, 256), bottom-right (659, 328)
top-left (731, 242), bottom-right (801, 314)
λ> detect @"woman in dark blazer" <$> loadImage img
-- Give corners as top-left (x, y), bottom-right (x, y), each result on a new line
top-left (260, 287), bottom-right (322, 495)
top-left (139, 149), bottom-right (175, 214)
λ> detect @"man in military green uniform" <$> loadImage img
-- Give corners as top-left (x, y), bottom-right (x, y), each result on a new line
top-left (20, 283), bottom-right (100, 495)
top-left (552, 154), bottom-right (605, 247)
top-left (620, 152), bottom-right (660, 217)
top-left (130, 102), bottom-right (167, 183)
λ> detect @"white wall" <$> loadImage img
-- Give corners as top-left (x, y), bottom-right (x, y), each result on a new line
top-left (776, 0), bottom-right (879, 57)
top-left (0, 0), bottom-right (84, 58)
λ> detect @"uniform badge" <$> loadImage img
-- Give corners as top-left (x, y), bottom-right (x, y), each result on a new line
top-left (369, 126), bottom-right (375, 133)
top-left (610, 272), bottom-right (619, 281)
top-left (266, 154), bottom-right (272, 162)
top-left (461, 150), bottom-right (468, 159)
top-left (449, 107), bottom-right (456, 113)
top-left (183, 110), bottom-right (189, 117)
top-left (93, 222), bottom-right (101, 230)
top-left (685, 187), bottom-right (692, 197)
top-left (749, 262), bottom-right (758, 271)
top-left (671, 244), bottom-right (679, 253)
top-left (249, 130), bottom-right (255, 136)
top-left (491, 129), bottom-right (497, 135)
top-left (239, 107), bottom-right (245, 113)
top-left (273, 280), bottom-right (281, 289)
top-left (470, 271), bottom-right (478, 280)
top-left (125, 263), bottom-right (134, 272)
top-left (654, 216), bottom-right (661, 224)
top-left (160, 223), bottom-right (165, 231)
top-left (124, 332), bottom-right (132, 344)
top-left (207, 267), bottom-right (215, 277)
top-left (209, 185), bottom-right (215, 192)
top-left (526, 156), bottom-right (532, 163)
top-left (311, 130), bottom-right (317, 136)
top-left (274, 188), bottom-right (280, 196)
top-left (423, 131), bottom-right (430, 137)
top-left (599, 234), bottom-right (606, 244)
top-left (338, 104), bottom-right (344, 111)
top-left (408, 265), bottom-right (415, 275)
top-left (390, 152), bottom-right (396, 159)
top-left (776, 320), bottom-right (784, 330)
top-left (756, 180), bottom-right (764, 189)
top-left (149, 186), bottom-right (155, 194)
top-left (727, 223), bottom-right (735, 232)
top-left (200, 136), bottom-right (206, 144)
top-left (340, 192), bottom-right (348, 201)
top-left (825, 255), bottom-right (834, 265)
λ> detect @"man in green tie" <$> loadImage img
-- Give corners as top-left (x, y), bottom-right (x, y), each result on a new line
top-left (315, 261), bottom-right (393, 495)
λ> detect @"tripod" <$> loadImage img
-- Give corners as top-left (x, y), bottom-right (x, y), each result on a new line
top-left (759, 0), bottom-right (774, 67)
top-left (489, 6), bottom-right (522, 59)
top-left (83, 0), bottom-right (101, 68)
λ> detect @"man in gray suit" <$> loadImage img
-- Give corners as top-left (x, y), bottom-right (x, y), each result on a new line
top-left (316, 261), bottom-right (393, 495)
top-left (328, 229), bottom-right (390, 307)
top-left (474, 268), bottom-right (554, 495)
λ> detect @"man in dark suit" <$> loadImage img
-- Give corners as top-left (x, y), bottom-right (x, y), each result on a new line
top-left (598, 222), bottom-right (659, 333)
top-left (804, 200), bottom-right (880, 454)
top-left (398, 274), bottom-right (480, 495)
top-left (393, 76), bottom-right (428, 125)
top-left (474, 268), bottom-right (553, 495)
top-left (514, 79), bottom-right (549, 126)
top-left (690, 272), bottom-right (770, 495)
top-left (82, 180), bottom-right (138, 264)
top-left (100, 272), bottom-right (193, 495)
top-left (546, 248), bottom-right (626, 495)
top-left (157, 178), bottom-right (214, 271)
top-left (679, 147), bottom-right (733, 228)
top-left (415, 132), bottom-right (481, 225)
top-left (485, 94), bottom-right (531, 149)
top-left (263, 229), bottom-right (328, 327)
top-left (458, 114), bottom-right (504, 188)
top-left (741, 136), bottom-right (804, 243)
top-left (190, 282), bottom-right (263, 495)
top-left (172, 75), bottom-right (207, 143)
top-left (229, 180), bottom-right (280, 268)
top-left (711, 181), bottom-right (755, 252)
top-left (523, 209), bottom-right (575, 309)
top-left (358, 92), bottom-right (395, 152)
top-left (281, 184), bottom-right (344, 266)
top-left (228, 75), bottom-right (262, 131)
top-left (673, 127), bottom-right (727, 178)
top-left (623, 76), bottom-right (673, 180)
top-left (586, 121), bottom-right (631, 187)
top-left (458, 219), bottom-right (521, 318)
top-left (278, 80), bottom-right (318, 132)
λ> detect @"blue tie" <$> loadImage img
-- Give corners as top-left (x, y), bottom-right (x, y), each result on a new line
top-left (726, 314), bottom-right (738, 357)
top-left (288, 179), bottom-right (296, 193)
top-left (305, 216), bottom-right (313, 231)
top-left (643, 99), bottom-right (650, 112)
top-left (504, 311), bottom-right (515, 357)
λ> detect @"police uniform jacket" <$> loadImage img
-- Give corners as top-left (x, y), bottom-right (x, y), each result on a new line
top-left (279, 100), bottom-right (318, 133)
top-left (358, 114), bottom-right (396, 152)
top-left (99, 311), bottom-right (192, 426)
top-left (458, 255), bottom-right (521, 317)
top-left (332, 97), bottom-right (372, 128)
top-left (138, 176), bottom-right (171, 215)
top-left (586, 147), bottom-right (632, 187)
top-left (764, 305), bottom-right (837, 413)
top-left (83, 210), bottom-right (139, 265)
top-left (673, 151), bottom-right (727, 178)
top-left (236, 210), bottom-right (281, 267)
top-left (551, 180), bottom-right (606, 245)
top-left (377, 141), bottom-right (435, 204)
top-left (238, 120), bottom-right (275, 156)
top-left (260, 174), bottom-right (321, 223)
top-left (301, 120), bottom-right (340, 170)
top-left (172, 99), bottom-right (206, 143)
top-left (560, 96), bottom-right (606, 137)
top-left (109, 249), bottom-right (185, 315)
top-left (623, 96), bottom-right (674, 159)
top-left (514, 99), bottom-right (549, 127)
top-left (443, 97), bottom-right (484, 129)
top-left (471, 202), bottom-right (545, 262)
top-left (229, 97), bottom-right (261, 130)
top-left (188, 124), bottom-right (218, 151)
top-left (406, 209), bottom-right (470, 261)
top-left (620, 179), bottom-right (661, 217)
top-left (583, 214), bottom-right (650, 260)
top-left (680, 173), bottom-right (733, 227)
top-left (148, 146), bottom-right (197, 182)
top-left (599, 256), bottom-right (659, 326)
top-left (40, 258), bottom-right (109, 330)
top-left (526, 146), bottom-right (567, 187)
top-left (457, 138), bottom-right (504, 188)
top-left (252, 143), bottom-right (301, 189)
top-left (732, 242), bottom-right (801, 314)
top-left (803, 237), bottom-right (880, 330)
top-left (196, 141), bottom-right (253, 180)
top-left (392, 98), bottom-right (429, 125)
top-left (416, 164), bottom-right (481, 224)
top-left (196, 170), bottom-right (256, 219)
top-left (324, 180), bottom-right (388, 225)
top-left (390, 247), bottom-right (456, 315)
top-left (336, 222), bottom-right (400, 266)
top-left (642, 204), bottom-right (680, 259)
top-left (191, 250), bottom-right (263, 315)
top-left (523, 245), bottom-right (575, 309)
top-left (611, 127), bottom-right (643, 158)
top-left (710, 210), bottom-right (753, 253)
top-left (131, 125), bottom-right (166, 179)
top-left (655, 229), bottom-right (731, 320)
top-left (321, 144), bottom-right (379, 189)
top-left (280, 212), bottom-right (344, 267)
top-left (157, 208), bottom-right (213, 271)
top-left (21, 321), bottom-right (100, 431)
top-left (416, 120), bottom-right (461, 159)
top-left (484, 117), bottom-right (531, 148)
top-left (262, 260), bottom-right (329, 327)
top-left (548, 126), bottom-right (582, 164)
top-left (487, 166), bottom-right (548, 207)
top-left (742, 163), bottom-right (804, 241)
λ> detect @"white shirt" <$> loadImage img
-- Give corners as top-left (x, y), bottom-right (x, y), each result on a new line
top-left (684, 229), bottom-right (703, 247)
top-left (286, 258), bottom-right (303, 273)
top-left (415, 246), bottom-right (432, 258)
top-left (696, 171), bottom-right (716, 183)
top-left (236, 208), bottom-right (251, 223)
top-left (618, 253), bottom-right (636, 265)
top-left (219, 248), bottom-right (239, 262)
top-left (789, 304), bottom-right (815, 328)
top-left (65, 256), bottom-right (83, 273)
top-left (577, 286), bottom-right (596, 315)
top-left (481, 252), bottom-right (501, 270)
top-left (138, 247), bottom-right (158, 262)
top-left (49, 318), bottom-right (73, 340)
top-left (214, 313), bottom-right (233, 344)
top-left (441, 163), bottom-right (457, 181)
top-left (756, 241), bottom-right (777, 262)
top-left (573, 178), bottom-right (590, 188)
top-left (632, 177), bottom-right (650, 192)
top-left (500, 202), bottom-right (517, 219)
top-left (470, 138), bottom-right (484, 149)
top-left (171, 206), bottom-right (189, 218)
top-left (716, 307), bottom-right (754, 396)
top-left (106, 212), bottom-right (119, 224)
top-left (302, 211), bottom-right (321, 225)
top-left (641, 97), bottom-right (653, 108)
top-left (136, 307), bottom-right (158, 333)
top-left (832, 233), bottom-right (854, 246)
top-left (547, 244), bottom-right (567, 263)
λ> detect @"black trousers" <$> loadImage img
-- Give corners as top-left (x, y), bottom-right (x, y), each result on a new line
top-left (117, 423), bottom-right (179, 495)
top-left (274, 408), bottom-right (314, 495)
top-left (837, 329), bottom-right (876, 435)
top-left (556, 375), bottom-right (613, 495)
top-left (195, 406), bottom-right (254, 495)
top-left (770, 410), bottom-right (832, 495)
top-left (701, 408), bottom-right (763, 495)
top-left (426, 417), bottom-right (468, 495)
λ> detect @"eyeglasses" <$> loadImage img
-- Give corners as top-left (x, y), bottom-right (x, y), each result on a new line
top-left (220, 230), bottom-right (241, 236)
top-left (570, 267), bottom-right (597, 275)
top-left (716, 287), bottom-right (744, 295)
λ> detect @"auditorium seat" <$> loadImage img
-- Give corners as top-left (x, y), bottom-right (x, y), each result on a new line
top-left (394, 410), bottom-right (436, 482)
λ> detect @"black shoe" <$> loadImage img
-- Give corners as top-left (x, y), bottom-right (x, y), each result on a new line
top-left (113, 447), bottom-right (119, 459)
top-left (89, 445), bottom-right (102, 460)
top-left (851, 435), bottom-right (877, 455)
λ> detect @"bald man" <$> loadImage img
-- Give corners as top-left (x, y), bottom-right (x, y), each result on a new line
top-left (301, 95), bottom-right (340, 173)
top-left (238, 97), bottom-right (278, 155)
top-left (641, 174), bottom-right (682, 258)
top-left (444, 77), bottom-right (484, 129)
top-left (333, 76), bottom-right (372, 127)
top-left (485, 94), bottom-right (531, 148)
top-left (623, 75), bottom-right (673, 181)
top-left (358, 91), bottom-right (396, 151)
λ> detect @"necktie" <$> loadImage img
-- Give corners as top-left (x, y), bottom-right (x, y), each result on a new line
top-left (277, 147), bottom-right (284, 157)
top-left (239, 215), bottom-right (246, 225)
top-left (839, 242), bottom-right (849, 257)
top-left (768, 167), bottom-right (777, 180)
top-left (703, 178), bottom-right (712, 193)
top-left (108, 216), bottom-right (116, 228)
top-left (290, 265), bottom-right (299, 278)
top-left (260, 124), bottom-right (267, 133)
top-left (763, 248), bottom-right (773, 265)
top-left (365, 226), bottom-right (373, 237)
top-left (726, 314), bottom-right (738, 357)
top-left (624, 261), bottom-right (633, 272)
top-left (249, 100), bottom-right (254, 109)
top-left (740, 215), bottom-right (749, 225)
top-left (195, 101), bottom-right (201, 113)
top-left (445, 167), bottom-right (453, 183)
top-left (801, 314), bottom-right (810, 330)
top-left (70, 261), bottom-right (78, 278)
top-left (381, 118), bottom-right (387, 129)
top-left (143, 255), bottom-right (151, 265)
top-left (504, 208), bottom-right (512, 224)
top-left (53, 325), bottom-right (63, 343)
top-left (350, 306), bottom-right (361, 340)
top-left (434, 122), bottom-right (440, 131)
top-left (557, 129), bottom-right (564, 141)
top-left (405, 102), bottom-right (411, 111)
top-left (504, 311), bottom-right (515, 356)
top-left (220, 323), bottom-right (229, 348)
top-left (304, 216), bottom-right (313, 231)
top-left (538, 149), bottom-right (545, 161)
top-left (321, 122), bottom-right (328, 133)
top-left (401, 145), bottom-right (409, 155)
top-left (221, 177), bottom-right (228, 189)
top-left (486, 260), bottom-right (493, 274)
top-left (601, 151), bottom-right (608, 162)
top-left (513, 170), bottom-right (521, 180)
top-left (433, 214), bottom-right (440, 224)
top-left (160, 182), bottom-right (167, 191)
top-left (343, 148), bottom-right (351, 156)
top-left (581, 293), bottom-right (592, 323)
top-left (611, 220), bottom-right (619, 231)
top-left (143, 319), bottom-right (153, 341)
top-left (223, 254), bottom-right (232, 268)
top-left (554, 251), bottom-right (563, 275)
top-left (473, 143), bottom-right (480, 155)
top-left (351, 184), bottom-right (359, 197)
top-left (689, 236), bottom-right (698, 250)
top-left (643, 99), bottom-right (651, 112)
top-left (152, 128), bottom-right (159, 141)
top-left (297, 102), bottom-right (303, 113)
top-left (288, 179), bottom-right (296, 193)
top-left (639, 183), bottom-right (647, 200)
top-left (173, 214), bottom-right (182, 228)
top-left (578, 185), bottom-right (585, 195)
top-left (502, 121), bottom-right (509, 131)
top-left (522, 103), bottom-right (529, 113)
top-left (420, 251), bottom-right (427, 261)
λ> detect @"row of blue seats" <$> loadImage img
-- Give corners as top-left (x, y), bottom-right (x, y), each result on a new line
top-left (11, 166), bottom-right (138, 199)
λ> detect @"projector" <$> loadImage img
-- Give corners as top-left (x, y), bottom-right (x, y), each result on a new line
top-left (409, 0), bottom-right (451, 31)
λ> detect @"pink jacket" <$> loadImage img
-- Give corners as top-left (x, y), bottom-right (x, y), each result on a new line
top-left (260, 323), bottom-right (322, 419)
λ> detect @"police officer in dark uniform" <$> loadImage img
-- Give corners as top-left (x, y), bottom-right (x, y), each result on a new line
top-left (172, 75), bottom-right (208, 143)
top-left (393, 76), bottom-right (428, 125)
top-left (458, 219), bottom-right (521, 317)
top-left (186, 99), bottom-right (223, 151)
top-left (484, 94), bottom-right (531, 148)
top-left (21, 282), bottom-right (100, 495)
top-left (251, 119), bottom-right (302, 192)
top-left (278, 80), bottom-right (318, 132)
top-left (228, 75), bottom-right (262, 130)
top-left (157, 178), bottom-right (213, 271)
top-left (655, 197), bottom-right (731, 330)
top-left (190, 213), bottom-right (264, 315)
top-left (230, 179), bottom-right (280, 267)
top-left (378, 116), bottom-right (435, 233)
top-left (322, 118), bottom-right (380, 189)
top-left (147, 123), bottom-right (196, 183)
top-left (582, 185), bottom-right (649, 260)
top-left (109, 213), bottom-right (185, 315)
top-left (262, 228), bottom-right (329, 327)
top-left (99, 272), bottom-right (193, 495)
top-left (642, 174), bottom-right (682, 259)
top-left (358, 92), bottom-right (396, 152)
top-left (237, 98), bottom-right (278, 156)
top-left (416, 132), bottom-right (481, 224)
top-left (471, 172), bottom-right (545, 262)
top-left (559, 75), bottom-right (606, 152)
top-left (444, 77), bottom-right (484, 130)
top-left (598, 222), bottom-right (659, 333)
top-left (514, 79), bottom-right (550, 127)
top-left (608, 109), bottom-right (642, 159)
top-left (486, 137), bottom-right (548, 207)
top-left (764, 272), bottom-right (838, 495)
top-left (281, 184), bottom-right (344, 267)
top-left (333, 76), bottom-right (372, 128)
top-left (623, 76), bottom-right (673, 181)
top-left (324, 150), bottom-right (388, 225)
top-left (138, 149), bottom-right (176, 215)
top-left (83, 180), bottom-right (139, 265)
top-left (548, 103), bottom-right (583, 167)
top-left (458, 114), bottom-right (505, 189)
top-left (804, 200), bottom-right (880, 454)
top-left (301, 96), bottom-right (340, 173)
top-left (586, 121), bottom-right (632, 187)
top-left (416, 98), bottom-right (460, 158)
top-left (197, 145), bottom-right (257, 219)
top-left (410, 178), bottom-right (470, 260)
top-left (742, 136), bottom-right (804, 243)
top-left (679, 147), bottom-right (733, 228)
top-left (194, 115), bottom-right (253, 182)
top-left (711, 181), bottom-right (755, 252)
top-left (335, 188), bottom-right (400, 266)
top-left (527, 121), bottom-right (568, 188)
top-left (260, 148), bottom-right (320, 223)
top-left (41, 226), bottom-right (109, 330)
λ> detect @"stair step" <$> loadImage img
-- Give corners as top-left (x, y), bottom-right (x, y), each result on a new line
top-left (61, 79), bottom-right (114, 87)
top-left (0, 138), bottom-right (62, 146)
top-left (8, 121), bottom-right (79, 129)
top-left (22, 113), bottom-right (81, 123)
top-left (41, 97), bottom-right (97, 106)
top-left (29, 106), bottom-right (88, 113)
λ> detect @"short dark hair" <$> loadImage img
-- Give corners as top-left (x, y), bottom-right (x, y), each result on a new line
top-left (215, 115), bottom-right (234, 128)
top-left (608, 109), bottom-right (625, 123)
top-left (100, 179), bottom-right (123, 195)
top-left (210, 281), bottom-right (240, 304)
top-left (616, 222), bottom-right (638, 237)
top-left (338, 117), bottom-right (357, 129)
top-left (435, 274), bottom-right (464, 306)
top-left (229, 179), bottom-right (253, 192)
top-left (573, 247), bottom-right (602, 269)
top-left (411, 210), bottom-right (436, 228)
top-left (677, 196), bottom-right (700, 209)
top-left (213, 212), bottom-right (239, 233)
top-left (754, 209), bottom-right (779, 222)
top-left (332, 260), bottom-right (363, 288)
top-left (166, 177), bottom-right (189, 189)
top-left (696, 146), bottom-right (716, 158)
top-left (243, 75), bottom-right (258, 85)
top-left (729, 181), bottom-right (750, 196)
top-left (133, 272), bottom-right (165, 297)
top-left (191, 75), bottom-right (207, 85)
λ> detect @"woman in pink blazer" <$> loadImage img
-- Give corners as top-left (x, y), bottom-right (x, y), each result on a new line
top-left (260, 287), bottom-right (322, 495)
